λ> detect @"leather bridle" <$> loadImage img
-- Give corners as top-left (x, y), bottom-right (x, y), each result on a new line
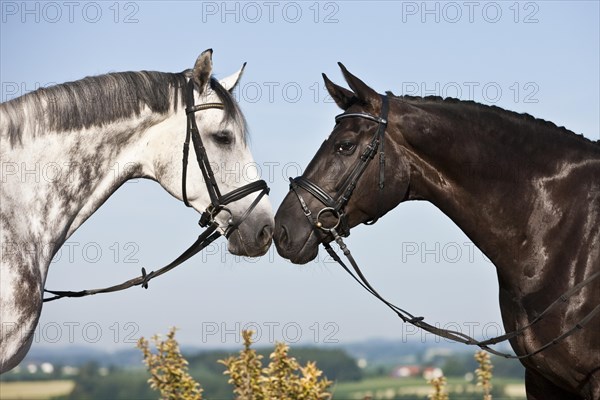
top-left (44, 79), bottom-right (269, 301)
top-left (290, 94), bottom-right (389, 238)
top-left (287, 95), bottom-right (600, 359)
top-left (181, 79), bottom-right (269, 238)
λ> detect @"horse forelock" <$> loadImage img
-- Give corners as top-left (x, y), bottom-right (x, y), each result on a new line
top-left (208, 75), bottom-right (249, 145)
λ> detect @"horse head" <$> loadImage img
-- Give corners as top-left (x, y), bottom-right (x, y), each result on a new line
top-left (151, 50), bottom-right (274, 257)
top-left (275, 64), bottom-right (412, 264)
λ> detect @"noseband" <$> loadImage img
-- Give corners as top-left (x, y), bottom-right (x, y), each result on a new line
top-left (182, 79), bottom-right (269, 238)
top-left (44, 79), bottom-right (270, 301)
top-left (290, 94), bottom-right (389, 239)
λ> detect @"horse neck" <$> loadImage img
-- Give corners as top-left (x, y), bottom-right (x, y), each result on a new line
top-left (398, 100), bottom-right (599, 286)
top-left (3, 108), bottom-right (180, 265)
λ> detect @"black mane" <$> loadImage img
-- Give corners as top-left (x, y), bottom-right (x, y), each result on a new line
top-left (1, 70), bottom-right (246, 147)
top-left (387, 92), bottom-right (599, 147)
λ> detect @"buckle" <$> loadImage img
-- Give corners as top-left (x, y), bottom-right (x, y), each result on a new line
top-left (199, 204), bottom-right (217, 227)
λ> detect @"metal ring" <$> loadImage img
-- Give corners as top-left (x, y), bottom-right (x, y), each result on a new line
top-left (315, 207), bottom-right (341, 232)
top-left (219, 207), bottom-right (234, 224)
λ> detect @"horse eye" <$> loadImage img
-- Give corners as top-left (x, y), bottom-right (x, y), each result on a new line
top-left (336, 141), bottom-right (356, 155)
top-left (212, 131), bottom-right (233, 145)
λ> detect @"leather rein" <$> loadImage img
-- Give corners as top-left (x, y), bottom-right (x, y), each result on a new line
top-left (289, 94), bottom-right (600, 359)
top-left (44, 80), bottom-right (269, 302)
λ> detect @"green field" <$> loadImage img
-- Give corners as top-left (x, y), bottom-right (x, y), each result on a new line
top-left (0, 380), bottom-right (75, 400)
top-left (332, 376), bottom-right (526, 400)
top-left (0, 376), bottom-right (526, 399)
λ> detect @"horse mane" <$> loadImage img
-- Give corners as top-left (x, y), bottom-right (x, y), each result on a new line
top-left (0, 70), bottom-right (246, 147)
top-left (387, 92), bottom-right (599, 147)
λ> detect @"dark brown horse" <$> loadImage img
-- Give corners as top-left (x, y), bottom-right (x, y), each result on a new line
top-left (274, 64), bottom-right (600, 399)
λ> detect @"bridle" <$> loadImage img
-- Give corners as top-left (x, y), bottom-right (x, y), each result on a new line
top-left (290, 94), bottom-right (389, 238)
top-left (288, 94), bottom-right (600, 359)
top-left (181, 79), bottom-right (269, 238)
top-left (44, 79), bottom-right (269, 301)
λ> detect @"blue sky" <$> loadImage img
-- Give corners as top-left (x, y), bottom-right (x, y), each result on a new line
top-left (1, 1), bottom-right (598, 352)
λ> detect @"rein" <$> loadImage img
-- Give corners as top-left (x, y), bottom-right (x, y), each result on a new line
top-left (44, 80), bottom-right (269, 302)
top-left (289, 95), bottom-right (600, 359)
top-left (324, 229), bottom-right (600, 359)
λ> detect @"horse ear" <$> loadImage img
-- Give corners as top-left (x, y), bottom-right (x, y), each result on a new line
top-left (338, 62), bottom-right (378, 104)
top-left (219, 62), bottom-right (246, 92)
top-left (192, 49), bottom-right (213, 95)
top-left (323, 73), bottom-right (355, 110)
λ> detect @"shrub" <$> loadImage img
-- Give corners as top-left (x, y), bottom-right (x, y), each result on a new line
top-left (138, 327), bottom-right (203, 400)
top-left (138, 329), bottom-right (332, 400)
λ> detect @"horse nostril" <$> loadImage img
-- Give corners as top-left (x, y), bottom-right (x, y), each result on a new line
top-left (257, 224), bottom-right (273, 245)
top-left (277, 224), bottom-right (289, 248)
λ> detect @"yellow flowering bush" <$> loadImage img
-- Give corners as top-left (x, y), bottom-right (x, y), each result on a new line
top-left (138, 327), bottom-right (203, 400)
top-left (138, 328), bottom-right (332, 400)
top-left (475, 350), bottom-right (493, 400)
top-left (220, 330), bottom-right (332, 400)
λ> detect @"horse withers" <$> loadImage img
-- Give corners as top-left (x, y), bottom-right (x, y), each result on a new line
top-left (0, 50), bottom-right (274, 372)
top-left (274, 64), bottom-right (599, 399)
